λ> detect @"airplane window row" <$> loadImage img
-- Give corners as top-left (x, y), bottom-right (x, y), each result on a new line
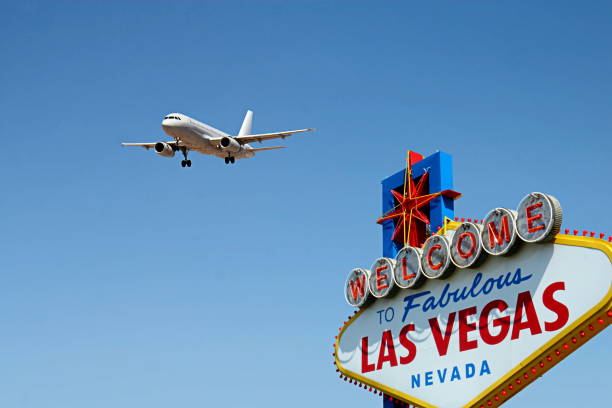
top-left (164, 116), bottom-right (182, 120)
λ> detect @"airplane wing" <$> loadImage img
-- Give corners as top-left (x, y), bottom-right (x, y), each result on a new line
top-left (250, 146), bottom-right (287, 152)
top-left (210, 128), bottom-right (314, 145)
top-left (121, 141), bottom-right (178, 150)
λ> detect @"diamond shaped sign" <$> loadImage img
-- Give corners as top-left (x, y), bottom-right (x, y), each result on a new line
top-left (335, 234), bottom-right (611, 408)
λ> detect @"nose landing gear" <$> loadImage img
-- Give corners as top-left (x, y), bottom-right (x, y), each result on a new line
top-left (224, 156), bottom-right (235, 164)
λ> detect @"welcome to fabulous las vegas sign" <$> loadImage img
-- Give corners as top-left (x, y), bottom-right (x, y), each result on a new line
top-left (332, 151), bottom-right (611, 408)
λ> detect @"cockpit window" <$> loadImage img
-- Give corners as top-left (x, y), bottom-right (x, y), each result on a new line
top-left (164, 115), bottom-right (181, 120)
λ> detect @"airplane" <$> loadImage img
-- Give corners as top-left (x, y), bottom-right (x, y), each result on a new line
top-left (122, 110), bottom-right (314, 167)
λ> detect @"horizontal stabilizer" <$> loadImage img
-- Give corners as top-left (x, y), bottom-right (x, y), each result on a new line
top-left (251, 146), bottom-right (287, 152)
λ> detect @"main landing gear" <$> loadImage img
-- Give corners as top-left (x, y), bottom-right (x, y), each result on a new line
top-left (224, 156), bottom-right (235, 164)
top-left (180, 146), bottom-right (191, 167)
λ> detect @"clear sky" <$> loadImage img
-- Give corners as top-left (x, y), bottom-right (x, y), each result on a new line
top-left (1, 1), bottom-right (610, 407)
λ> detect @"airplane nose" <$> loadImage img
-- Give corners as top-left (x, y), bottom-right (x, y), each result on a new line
top-left (161, 116), bottom-right (185, 134)
top-left (161, 119), bottom-right (178, 132)
top-left (161, 120), bottom-right (175, 135)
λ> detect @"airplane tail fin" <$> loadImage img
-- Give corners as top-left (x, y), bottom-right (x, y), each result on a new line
top-left (238, 110), bottom-right (253, 136)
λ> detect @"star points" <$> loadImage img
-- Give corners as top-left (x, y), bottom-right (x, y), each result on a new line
top-left (377, 152), bottom-right (461, 248)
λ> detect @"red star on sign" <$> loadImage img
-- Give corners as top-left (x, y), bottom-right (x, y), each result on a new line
top-left (377, 152), bottom-right (461, 248)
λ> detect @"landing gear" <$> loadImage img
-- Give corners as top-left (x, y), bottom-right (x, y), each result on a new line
top-left (180, 147), bottom-right (191, 168)
top-left (224, 156), bottom-right (235, 164)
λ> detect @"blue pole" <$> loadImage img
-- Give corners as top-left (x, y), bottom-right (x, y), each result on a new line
top-left (379, 151), bottom-right (456, 407)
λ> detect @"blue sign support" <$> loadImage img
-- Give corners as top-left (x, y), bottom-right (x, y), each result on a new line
top-left (379, 151), bottom-right (457, 407)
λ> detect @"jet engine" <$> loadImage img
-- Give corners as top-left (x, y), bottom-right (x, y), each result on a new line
top-left (154, 142), bottom-right (175, 157)
top-left (219, 137), bottom-right (242, 153)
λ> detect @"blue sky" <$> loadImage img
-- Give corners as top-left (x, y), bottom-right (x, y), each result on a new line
top-left (0, 1), bottom-right (610, 407)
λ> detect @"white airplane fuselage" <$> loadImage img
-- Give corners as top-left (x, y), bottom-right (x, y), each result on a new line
top-left (161, 113), bottom-right (255, 160)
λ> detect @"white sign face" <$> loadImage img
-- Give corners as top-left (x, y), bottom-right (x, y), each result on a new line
top-left (336, 237), bottom-right (611, 408)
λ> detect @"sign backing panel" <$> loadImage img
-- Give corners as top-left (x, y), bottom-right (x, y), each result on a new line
top-left (335, 236), bottom-right (611, 408)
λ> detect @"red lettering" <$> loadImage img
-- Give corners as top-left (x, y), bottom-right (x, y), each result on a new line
top-left (401, 257), bottom-right (416, 280)
top-left (479, 299), bottom-right (510, 345)
top-left (457, 232), bottom-right (476, 258)
top-left (376, 330), bottom-right (398, 369)
top-left (542, 281), bottom-right (569, 332)
top-left (526, 202), bottom-right (545, 233)
top-left (458, 307), bottom-right (478, 351)
top-left (349, 275), bottom-right (366, 301)
top-left (429, 313), bottom-right (456, 356)
top-left (427, 244), bottom-right (443, 270)
top-left (376, 265), bottom-right (389, 291)
top-left (398, 324), bottom-right (417, 365)
top-left (487, 216), bottom-right (511, 248)
top-left (361, 336), bottom-right (375, 373)
top-left (511, 291), bottom-right (542, 339)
